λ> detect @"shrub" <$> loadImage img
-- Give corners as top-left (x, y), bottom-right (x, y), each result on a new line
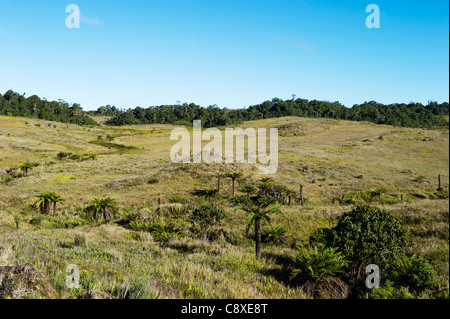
top-left (148, 178), bottom-right (159, 184)
top-left (381, 195), bottom-right (401, 205)
top-left (430, 189), bottom-right (449, 200)
top-left (29, 216), bottom-right (43, 225)
top-left (262, 224), bottom-right (287, 244)
top-left (289, 244), bottom-right (350, 299)
top-left (168, 196), bottom-right (187, 204)
top-left (395, 254), bottom-right (437, 293)
top-left (191, 204), bottom-right (228, 226)
top-left (290, 245), bottom-right (349, 282)
top-left (69, 154), bottom-right (81, 161)
top-left (318, 205), bottom-right (409, 278)
top-left (125, 221), bottom-right (180, 242)
top-left (57, 152), bottom-right (72, 160)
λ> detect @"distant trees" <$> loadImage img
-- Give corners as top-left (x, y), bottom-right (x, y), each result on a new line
top-left (102, 98), bottom-right (448, 129)
top-left (2, 89), bottom-right (448, 129)
top-left (0, 90), bottom-right (97, 126)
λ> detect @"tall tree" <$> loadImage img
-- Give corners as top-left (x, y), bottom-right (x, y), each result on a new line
top-left (234, 194), bottom-right (282, 259)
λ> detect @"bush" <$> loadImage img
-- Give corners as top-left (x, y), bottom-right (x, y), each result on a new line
top-left (125, 221), bottom-right (180, 242)
top-left (262, 224), bottom-right (287, 244)
top-left (290, 245), bottom-right (349, 282)
top-left (289, 244), bottom-right (350, 299)
top-left (168, 196), bottom-right (187, 204)
top-left (381, 195), bottom-right (401, 205)
top-left (69, 154), bottom-right (81, 161)
top-left (57, 152), bottom-right (72, 160)
top-left (318, 205), bottom-right (409, 276)
top-left (191, 204), bottom-right (228, 226)
top-left (395, 254), bottom-right (437, 293)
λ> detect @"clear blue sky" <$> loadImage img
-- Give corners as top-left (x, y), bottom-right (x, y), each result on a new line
top-left (0, 0), bottom-right (448, 111)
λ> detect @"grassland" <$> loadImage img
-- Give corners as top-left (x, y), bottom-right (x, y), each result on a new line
top-left (0, 115), bottom-right (448, 299)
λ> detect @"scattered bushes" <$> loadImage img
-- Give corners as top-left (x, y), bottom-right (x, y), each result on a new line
top-left (57, 152), bottom-right (96, 162)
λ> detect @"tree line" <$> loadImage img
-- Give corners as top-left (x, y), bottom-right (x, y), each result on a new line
top-left (1, 89), bottom-right (448, 128)
top-left (100, 98), bottom-right (449, 128)
top-left (0, 90), bottom-right (97, 126)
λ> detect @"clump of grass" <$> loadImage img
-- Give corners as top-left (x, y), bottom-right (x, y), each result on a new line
top-left (125, 221), bottom-right (181, 242)
top-left (168, 196), bottom-right (187, 204)
top-left (74, 233), bottom-right (87, 247)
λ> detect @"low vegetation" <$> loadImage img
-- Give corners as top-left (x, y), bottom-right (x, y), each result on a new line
top-left (0, 113), bottom-right (448, 299)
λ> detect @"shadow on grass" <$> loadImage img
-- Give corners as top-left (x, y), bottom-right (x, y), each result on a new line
top-left (258, 250), bottom-right (294, 284)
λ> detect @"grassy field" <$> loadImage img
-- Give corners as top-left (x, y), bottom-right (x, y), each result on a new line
top-left (0, 114), bottom-right (448, 299)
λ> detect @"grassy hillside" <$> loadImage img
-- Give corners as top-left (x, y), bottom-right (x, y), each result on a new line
top-left (0, 114), bottom-right (448, 299)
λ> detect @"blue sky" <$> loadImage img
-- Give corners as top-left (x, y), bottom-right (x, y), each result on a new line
top-left (0, 0), bottom-right (448, 111)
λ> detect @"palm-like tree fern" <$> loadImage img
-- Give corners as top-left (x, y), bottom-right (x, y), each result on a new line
top-left (20, 160), bottom-right (38, 177)
top-left (34, 192), bottom-right (54, 214)
top-left (225, 172), bottom-right (243, 197)
top-left (242, 185), bottom-right (257, 199)
top-left (84, 197), bottom-right (118, 220)
top-left (50, 193), bottom-right (64, 214)
top-left (193, 187), bottom-right (219, 203)
top-left (234, 194), bottom-right (281, 259)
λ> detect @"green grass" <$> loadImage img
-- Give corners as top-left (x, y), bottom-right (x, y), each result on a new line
top-left (0, 115), bottom-right (448, 299)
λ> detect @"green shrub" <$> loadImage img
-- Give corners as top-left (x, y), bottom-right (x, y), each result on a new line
top-left (381, 195), bottom-right (401, 205)
top-left (69, 154), bottom-right (82, 161)
top-left (321, 205), bottom-right (409, 274)
top-left (289, 244), bottom-right (350, 299)
top-left (57, 152), bottom-right (72, 160)
top-left (290, 245), bottom-right (349, 283)
top-left (168, 196), bottom-right (187, 204)
top-left (262, 224), bottom-right (287, 244)
top-left (191, 204), bottom-right (228, 226)
top-left (430, 189), bottom-right (449, 200)
top-left (124, 221), bottom-right (180, 242)
top-left (29, 216), bottom-right (43, 225)
top-left (395, 254), bottom-right (437, 293)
